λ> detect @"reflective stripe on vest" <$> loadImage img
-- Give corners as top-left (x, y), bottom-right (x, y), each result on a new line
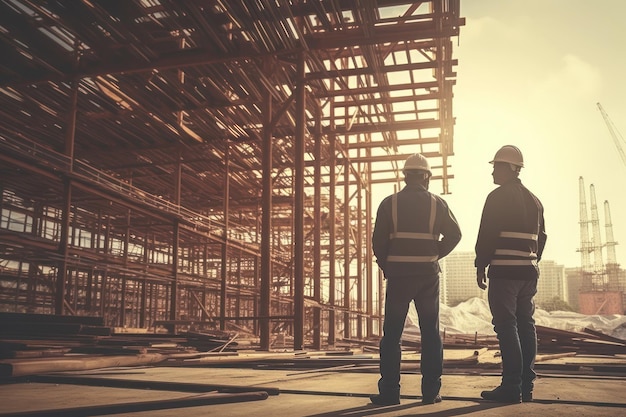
top-left (391, 231), bottom-right (438, 240)
top-left (387, 192), bottom-right (437, 263)
top-left (387, 255), bottom-right (439, 262)
top-left (500, 231), bottom-right (538, 240)
top-left (491, 259), bottom-right (538, 266)
top-left (494, 249), bottom-right (538, 258)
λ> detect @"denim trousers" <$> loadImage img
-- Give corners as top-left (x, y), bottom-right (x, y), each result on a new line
top-left (488, 278), bottom-right (538, 393)
top-left (378, 274), bottom-right (442, 398)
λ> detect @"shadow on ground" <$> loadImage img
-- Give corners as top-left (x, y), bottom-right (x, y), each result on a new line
top-left (305, 399), bottom-right (508, 417)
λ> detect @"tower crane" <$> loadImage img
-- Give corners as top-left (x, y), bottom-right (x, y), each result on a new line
top-left (597, 102), bottom-right (626, 167)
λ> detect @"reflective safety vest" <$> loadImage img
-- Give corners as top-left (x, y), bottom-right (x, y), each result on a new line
top-left (386, 192), bottom-right (439, 265)
top-left (490, 193), bottom-right (542, 268)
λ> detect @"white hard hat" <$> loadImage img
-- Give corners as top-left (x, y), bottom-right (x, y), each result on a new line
top-left (489, 145), bottom-right (524, 168)
top-left (403, 153), bottom-right (431, 174)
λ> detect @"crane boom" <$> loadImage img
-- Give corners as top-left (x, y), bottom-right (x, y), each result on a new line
top-left (597, 102), bottom-right (626, 167)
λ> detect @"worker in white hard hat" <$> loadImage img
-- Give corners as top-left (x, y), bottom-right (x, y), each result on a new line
top-left (371, 153), bottom-right (461, 406)
top-left (475, 145), bottom-right (547, 403)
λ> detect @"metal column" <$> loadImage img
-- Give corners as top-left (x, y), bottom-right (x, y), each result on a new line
top-left (260, 84), bottom-right (273, 350)
top-left (169, 221), bottom-right (179, 321)
top-left (366, 145), bottom-right (374, 336)
top-left (293, 51), bottom-right (305, 350)
top-left (328, 135), bottom-right (336, 346)
top-left (343, 156), bottom-right (350, 338)
top-left (55, 79), bottom-right (78, 315)
top-left (356, 159), bottom-right (363, 339)
top-left (312, 104), bottom-right (322, 350)
top-left (220, 141), bottom-right (230, 330)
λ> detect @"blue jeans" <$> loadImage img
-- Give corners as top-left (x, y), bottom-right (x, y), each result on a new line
top-left (378, 274), bottom-right (442, 398)
top-left (488, 278), bottom-right (538, 393)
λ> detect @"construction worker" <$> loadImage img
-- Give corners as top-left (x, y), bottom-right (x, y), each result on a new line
top-left (371, 153), bottom-right (461, 406)
top-left (475, 145), bottom-right (547, 403)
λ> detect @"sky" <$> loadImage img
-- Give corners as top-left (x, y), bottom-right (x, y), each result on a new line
top-left (437, 1), bottom-right (626, 268)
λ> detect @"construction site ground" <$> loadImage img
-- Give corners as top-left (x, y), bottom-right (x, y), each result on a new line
top-left (1, 349), bottom-right (624, 417)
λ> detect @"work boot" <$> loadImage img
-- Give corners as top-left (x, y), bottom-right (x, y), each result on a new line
top-left (369, 393), bottom-right (400, 406)
top-left (480, 386), bottom-right (522, 403)
top-left (521, 383), bottom-right (533, 402)
top-left (422, 394), bottom-right (442, 404)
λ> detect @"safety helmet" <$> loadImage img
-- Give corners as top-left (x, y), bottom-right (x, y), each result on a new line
top-left (403, 153), bottom-right (431, 174)
top-left (489, 145), bottom-right (524, 168)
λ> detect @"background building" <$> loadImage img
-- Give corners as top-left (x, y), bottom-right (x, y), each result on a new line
top-left (440, 252), bottom-right (567, 310)
top-left (535, 260), bottom-right (567, 309)
top-left (440, 251), bottom-right (486, 306)
top-left (566, 267), bottom-right (583, 312)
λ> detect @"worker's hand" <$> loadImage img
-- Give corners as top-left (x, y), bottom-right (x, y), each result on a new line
top-left (476, 268), bottom-right (487, 290)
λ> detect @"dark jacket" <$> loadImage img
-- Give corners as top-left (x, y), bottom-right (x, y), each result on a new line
top-left (373, 182), bottom-right (461, 277)
top-left (475, 177), bottom-right (547, 280)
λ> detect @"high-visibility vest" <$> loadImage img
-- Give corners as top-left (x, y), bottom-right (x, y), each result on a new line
top-left (490, 193), bottom-right (542, 267)
top-left (386, 192), bottom-right (439, 265)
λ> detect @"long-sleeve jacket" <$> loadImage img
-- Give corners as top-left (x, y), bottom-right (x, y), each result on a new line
top-left (372, 183), bottom-right (461, 277)
top-left (475, 177), bottom-right (547, 280)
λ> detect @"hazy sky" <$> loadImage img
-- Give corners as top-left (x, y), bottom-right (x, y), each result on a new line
top-left (438, 1), bottom-right (626, 268)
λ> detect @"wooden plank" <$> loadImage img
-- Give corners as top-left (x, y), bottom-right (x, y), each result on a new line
top-left (0, 312), bottom-right (104, 326)
top-left (0, 353), bottom-right (166, 377)
top-left (7, 348), bottom-right (72, 359)
top-left (535, 352), bottom-right (577, 362)
top-left (0, 321), bottom-right (110, 337)
top-left (30, 374), bottom-right (280, 395)
top-left (583, 328), bottom-right (626, 345)
top-left (0, 391), bottom-right (268, 417)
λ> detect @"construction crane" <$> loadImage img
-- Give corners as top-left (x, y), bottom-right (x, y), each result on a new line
top-left (597, 102), bottom-right (626, 167)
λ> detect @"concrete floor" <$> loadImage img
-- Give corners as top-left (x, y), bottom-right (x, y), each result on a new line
top-left (1, 363), bottom-right (625, 417)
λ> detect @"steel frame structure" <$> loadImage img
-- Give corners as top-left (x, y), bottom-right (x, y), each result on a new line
top-left (0, 0), bottom-right (464, 349)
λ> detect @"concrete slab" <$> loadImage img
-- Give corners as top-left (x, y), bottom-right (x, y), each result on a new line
top-left (1, 366), bottom-right (624, 416)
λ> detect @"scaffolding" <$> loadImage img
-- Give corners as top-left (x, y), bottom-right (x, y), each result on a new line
top-left (0, 0), bottom-right (464, 349)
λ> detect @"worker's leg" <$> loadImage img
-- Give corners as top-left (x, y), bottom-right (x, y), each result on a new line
top-left (377, 276), bottom-right (413, 396)
top-left (488, 279), bottom-right (523, 391)
top-left (517, 279), bottom-right (537, 400)
top-left (414, 273), bottom-right (443, 400)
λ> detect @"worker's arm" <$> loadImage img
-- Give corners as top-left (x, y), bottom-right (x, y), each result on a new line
top-left (437, 200), bottom-right (461, 259)
top-left (474, 192), bottom-right (501, 289)
top-left (372, 199), bottom-right (391, 274)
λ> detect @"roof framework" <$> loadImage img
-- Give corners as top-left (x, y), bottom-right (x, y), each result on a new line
top-left (0, 0), bottom-right (464, 349)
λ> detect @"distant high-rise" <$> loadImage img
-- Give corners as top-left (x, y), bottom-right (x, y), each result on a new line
top-left (535, 260), bottom-right (567, 308)
top-left (440, 251), bottom-right (485, 306)
top-left (441, 253), bottom-right (570, 310)
top-left (565, 267), bottom-right (583, 311)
